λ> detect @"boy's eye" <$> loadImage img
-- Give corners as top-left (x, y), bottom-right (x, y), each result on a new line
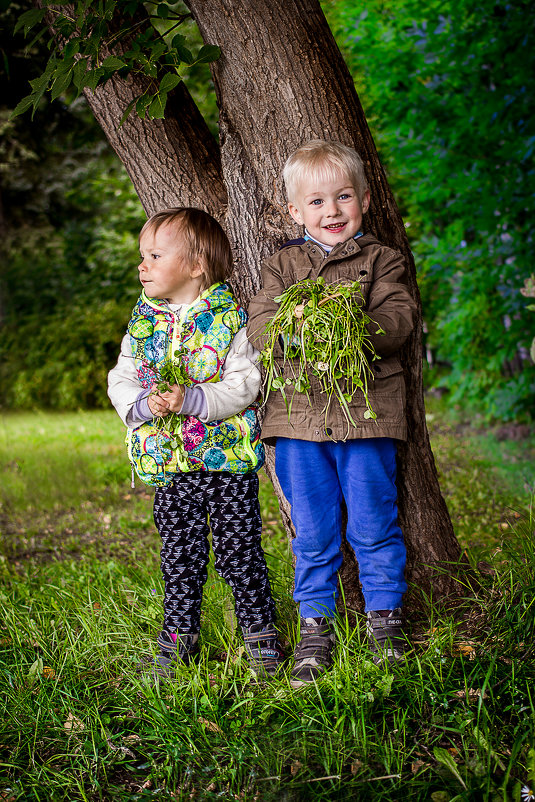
top-left (151, 253), bottom-right (160, 260)
top-left (310, 199), bottom-right (323, 206)
top-left (338, 193), bottom-right (351, 200)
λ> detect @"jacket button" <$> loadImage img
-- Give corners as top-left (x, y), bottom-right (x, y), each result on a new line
top-left (373, 364), bottom-right (382, 373)
top-left (359, 270), bottom-right (367, 276)
top-left (325, 427), bottom-right (332, 436)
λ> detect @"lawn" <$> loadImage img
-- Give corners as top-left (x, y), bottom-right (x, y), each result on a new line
top-left (0, 405), bottom-right (534, 801)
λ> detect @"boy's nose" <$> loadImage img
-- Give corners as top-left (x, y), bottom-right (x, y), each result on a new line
top-left (324, 199), bottom-right (340, 216)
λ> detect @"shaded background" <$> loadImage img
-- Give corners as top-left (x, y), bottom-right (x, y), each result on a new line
top-left (1, 0), bottom-right (534, 421)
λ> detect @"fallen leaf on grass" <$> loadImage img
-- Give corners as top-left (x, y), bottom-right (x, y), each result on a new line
top-left (411, 760), bottom-right (427, 774)
top-left (64, 713), bottom-right (85, 732)
top-left (123, 734), bottom-right (141, 745)
top-left (42, 666), bottom-right (55, 679)
top-left (106, 737), bottom-right (136, 758)
top-left (197, 718), bottom-right (223, 734)
top-left (231, 646), bottom-right (245, 664)
top-left (453, 688), bottom-right (487, 703)
top-left (290, 760), bottom-right (302, 776)
top-left (454, 641), bottom-right (477, 659)
top-left (351, 759), bottom-right (363, 774)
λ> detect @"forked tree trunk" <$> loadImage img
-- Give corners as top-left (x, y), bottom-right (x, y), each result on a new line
top-left (44, 0), bottom-right (465, 613)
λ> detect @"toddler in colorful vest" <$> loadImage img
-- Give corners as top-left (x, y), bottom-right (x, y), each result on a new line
top-left (108, 207), bottom-right (283, 678)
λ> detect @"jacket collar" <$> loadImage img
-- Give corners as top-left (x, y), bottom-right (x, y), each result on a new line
top-left (293, 233), bottom-right (376, 281)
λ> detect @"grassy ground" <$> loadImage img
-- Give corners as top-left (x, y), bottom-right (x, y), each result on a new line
top-left (0, 406), bottom-right (534, 801)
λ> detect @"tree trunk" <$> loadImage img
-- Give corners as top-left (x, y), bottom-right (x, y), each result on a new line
top-left (42, 0), bottom-right (464, 613)
top-left (185, 0), bottom-right (463, 611)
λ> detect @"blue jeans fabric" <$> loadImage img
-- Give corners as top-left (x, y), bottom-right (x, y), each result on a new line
top-left (275, 437), bottom-right (407, 617)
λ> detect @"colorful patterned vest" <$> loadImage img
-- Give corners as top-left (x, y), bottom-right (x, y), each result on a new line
top-left (126, 282), bottom-right (264, 486)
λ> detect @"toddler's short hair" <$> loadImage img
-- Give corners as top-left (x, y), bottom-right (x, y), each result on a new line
top-left (140, 207), bottom-right (233, 288)
top-left (283, 139), bottom-right (368, 204)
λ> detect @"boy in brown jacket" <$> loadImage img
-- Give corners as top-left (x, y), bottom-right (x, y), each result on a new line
top-left (247, 140), bottom-right (417, 687)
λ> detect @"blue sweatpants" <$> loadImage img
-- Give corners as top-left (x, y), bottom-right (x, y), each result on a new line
top-left (275, 437), bottom-right (407, 617)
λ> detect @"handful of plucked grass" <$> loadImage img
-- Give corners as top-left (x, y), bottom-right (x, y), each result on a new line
top-left (260, 277), bottom-right (385, 428)
top-left (149, 347), bottom-right (194, 468)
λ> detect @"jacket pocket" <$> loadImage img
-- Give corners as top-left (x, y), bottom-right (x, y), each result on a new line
top-left (363, 363), bottom-right (406, 424)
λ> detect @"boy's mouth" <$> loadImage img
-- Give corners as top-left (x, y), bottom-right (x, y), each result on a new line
top-left (324, 222), bottom-right (346, 232)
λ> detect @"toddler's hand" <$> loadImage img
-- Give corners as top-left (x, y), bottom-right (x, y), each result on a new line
top-left (148, 385), bottom-right (171, 417)
top-left (158, 383), bottom-right (185, 413)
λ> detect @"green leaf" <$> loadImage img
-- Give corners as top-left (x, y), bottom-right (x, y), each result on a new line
top-left (14, 7), bottom-right (45, 36)
top-left (85, 67), bottom-right (106, 93)
top-left (193, 44), bottom-right (221, 65)
top-left (50, 70), bottom-right (73, 102)
top-left (158, 72), bottom-right (181, 94)
top-left (27, 657), bottom-right (43, 687)
top-left (157, 3), bottom-right (170, 18)
top-left (148, 93), bottom-right (166, 119)
top-left (119, 97), bottom-right (137, 128)
top-left (72, 58), bottom-right (89, 91)
top-left (63, 38), bottom-right (82, 60)
top-left (10, 94), bottom-right (35, 120)
top-left (433, 747), bottom-right (466, 790)
top-left (102, 56), bottom-right (127, 70)
top-left (136, 93), bottom-right (152, 119)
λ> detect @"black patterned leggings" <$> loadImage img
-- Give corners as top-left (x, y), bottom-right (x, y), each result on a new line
top-left (153, 471), bottom-right (276, 634)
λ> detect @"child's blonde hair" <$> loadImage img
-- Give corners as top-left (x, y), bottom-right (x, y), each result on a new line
top-left (140, 207), bottom-right (233, 288)
top-left (283, 139), bottom-right (368, 204)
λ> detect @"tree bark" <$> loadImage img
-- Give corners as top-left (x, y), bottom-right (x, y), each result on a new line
top-left (40, 0), bottom-right (465, 613)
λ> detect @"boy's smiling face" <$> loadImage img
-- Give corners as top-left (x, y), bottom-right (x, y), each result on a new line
top-left (288, 171), bottom-right (370, 248)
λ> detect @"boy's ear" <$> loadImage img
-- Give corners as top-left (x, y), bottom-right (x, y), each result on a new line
top-left (362, 189), bottom-right (371, 214)
top-left (288, 202), bottom-right (304, 226)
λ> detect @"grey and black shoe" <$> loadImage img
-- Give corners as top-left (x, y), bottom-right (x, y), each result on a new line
top-left (242, 622), bottom-right (285, 677)
top-left (290, 617), bottom-right (335, 688)
top-left (139, 630), bottom-right (200, 679)
top-left (366, 608), bottom-right (407, 665)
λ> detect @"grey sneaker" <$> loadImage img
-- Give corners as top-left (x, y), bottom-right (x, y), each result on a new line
top-left (242, 622), bottom-right (285, 677)
top-left (290, 617), bottom-right (335, 688)
top-left (366, 608), bottom-right (407, 665)
top-left (139, 630), bottom-right (200, 679)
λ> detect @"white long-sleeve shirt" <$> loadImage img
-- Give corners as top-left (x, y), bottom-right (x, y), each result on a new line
top-left (108, 325), bottom-right (262, 428)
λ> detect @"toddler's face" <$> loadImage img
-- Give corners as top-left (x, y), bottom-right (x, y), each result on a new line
top-left (288, 171), bottom-right (370, 248)
top-left (138, 222), bottom-right (203, 305)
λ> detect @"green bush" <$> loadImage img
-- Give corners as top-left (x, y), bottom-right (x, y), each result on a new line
top-left (0, 300), bottom-right (130, 410)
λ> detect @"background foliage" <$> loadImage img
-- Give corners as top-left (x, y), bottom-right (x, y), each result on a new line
top-left (1, 0), bottom-right (534, 419)
top-left (325, 0), bottom-right (535, 420)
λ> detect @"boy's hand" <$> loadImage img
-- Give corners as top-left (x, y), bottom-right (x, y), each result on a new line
top-left (157, 383), bottom-right (185, 413)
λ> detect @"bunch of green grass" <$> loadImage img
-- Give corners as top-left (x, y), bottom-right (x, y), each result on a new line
top-left (149, 346), bottom-right (195, 471)
top-left (260, 276), bottom-right (384, 429)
